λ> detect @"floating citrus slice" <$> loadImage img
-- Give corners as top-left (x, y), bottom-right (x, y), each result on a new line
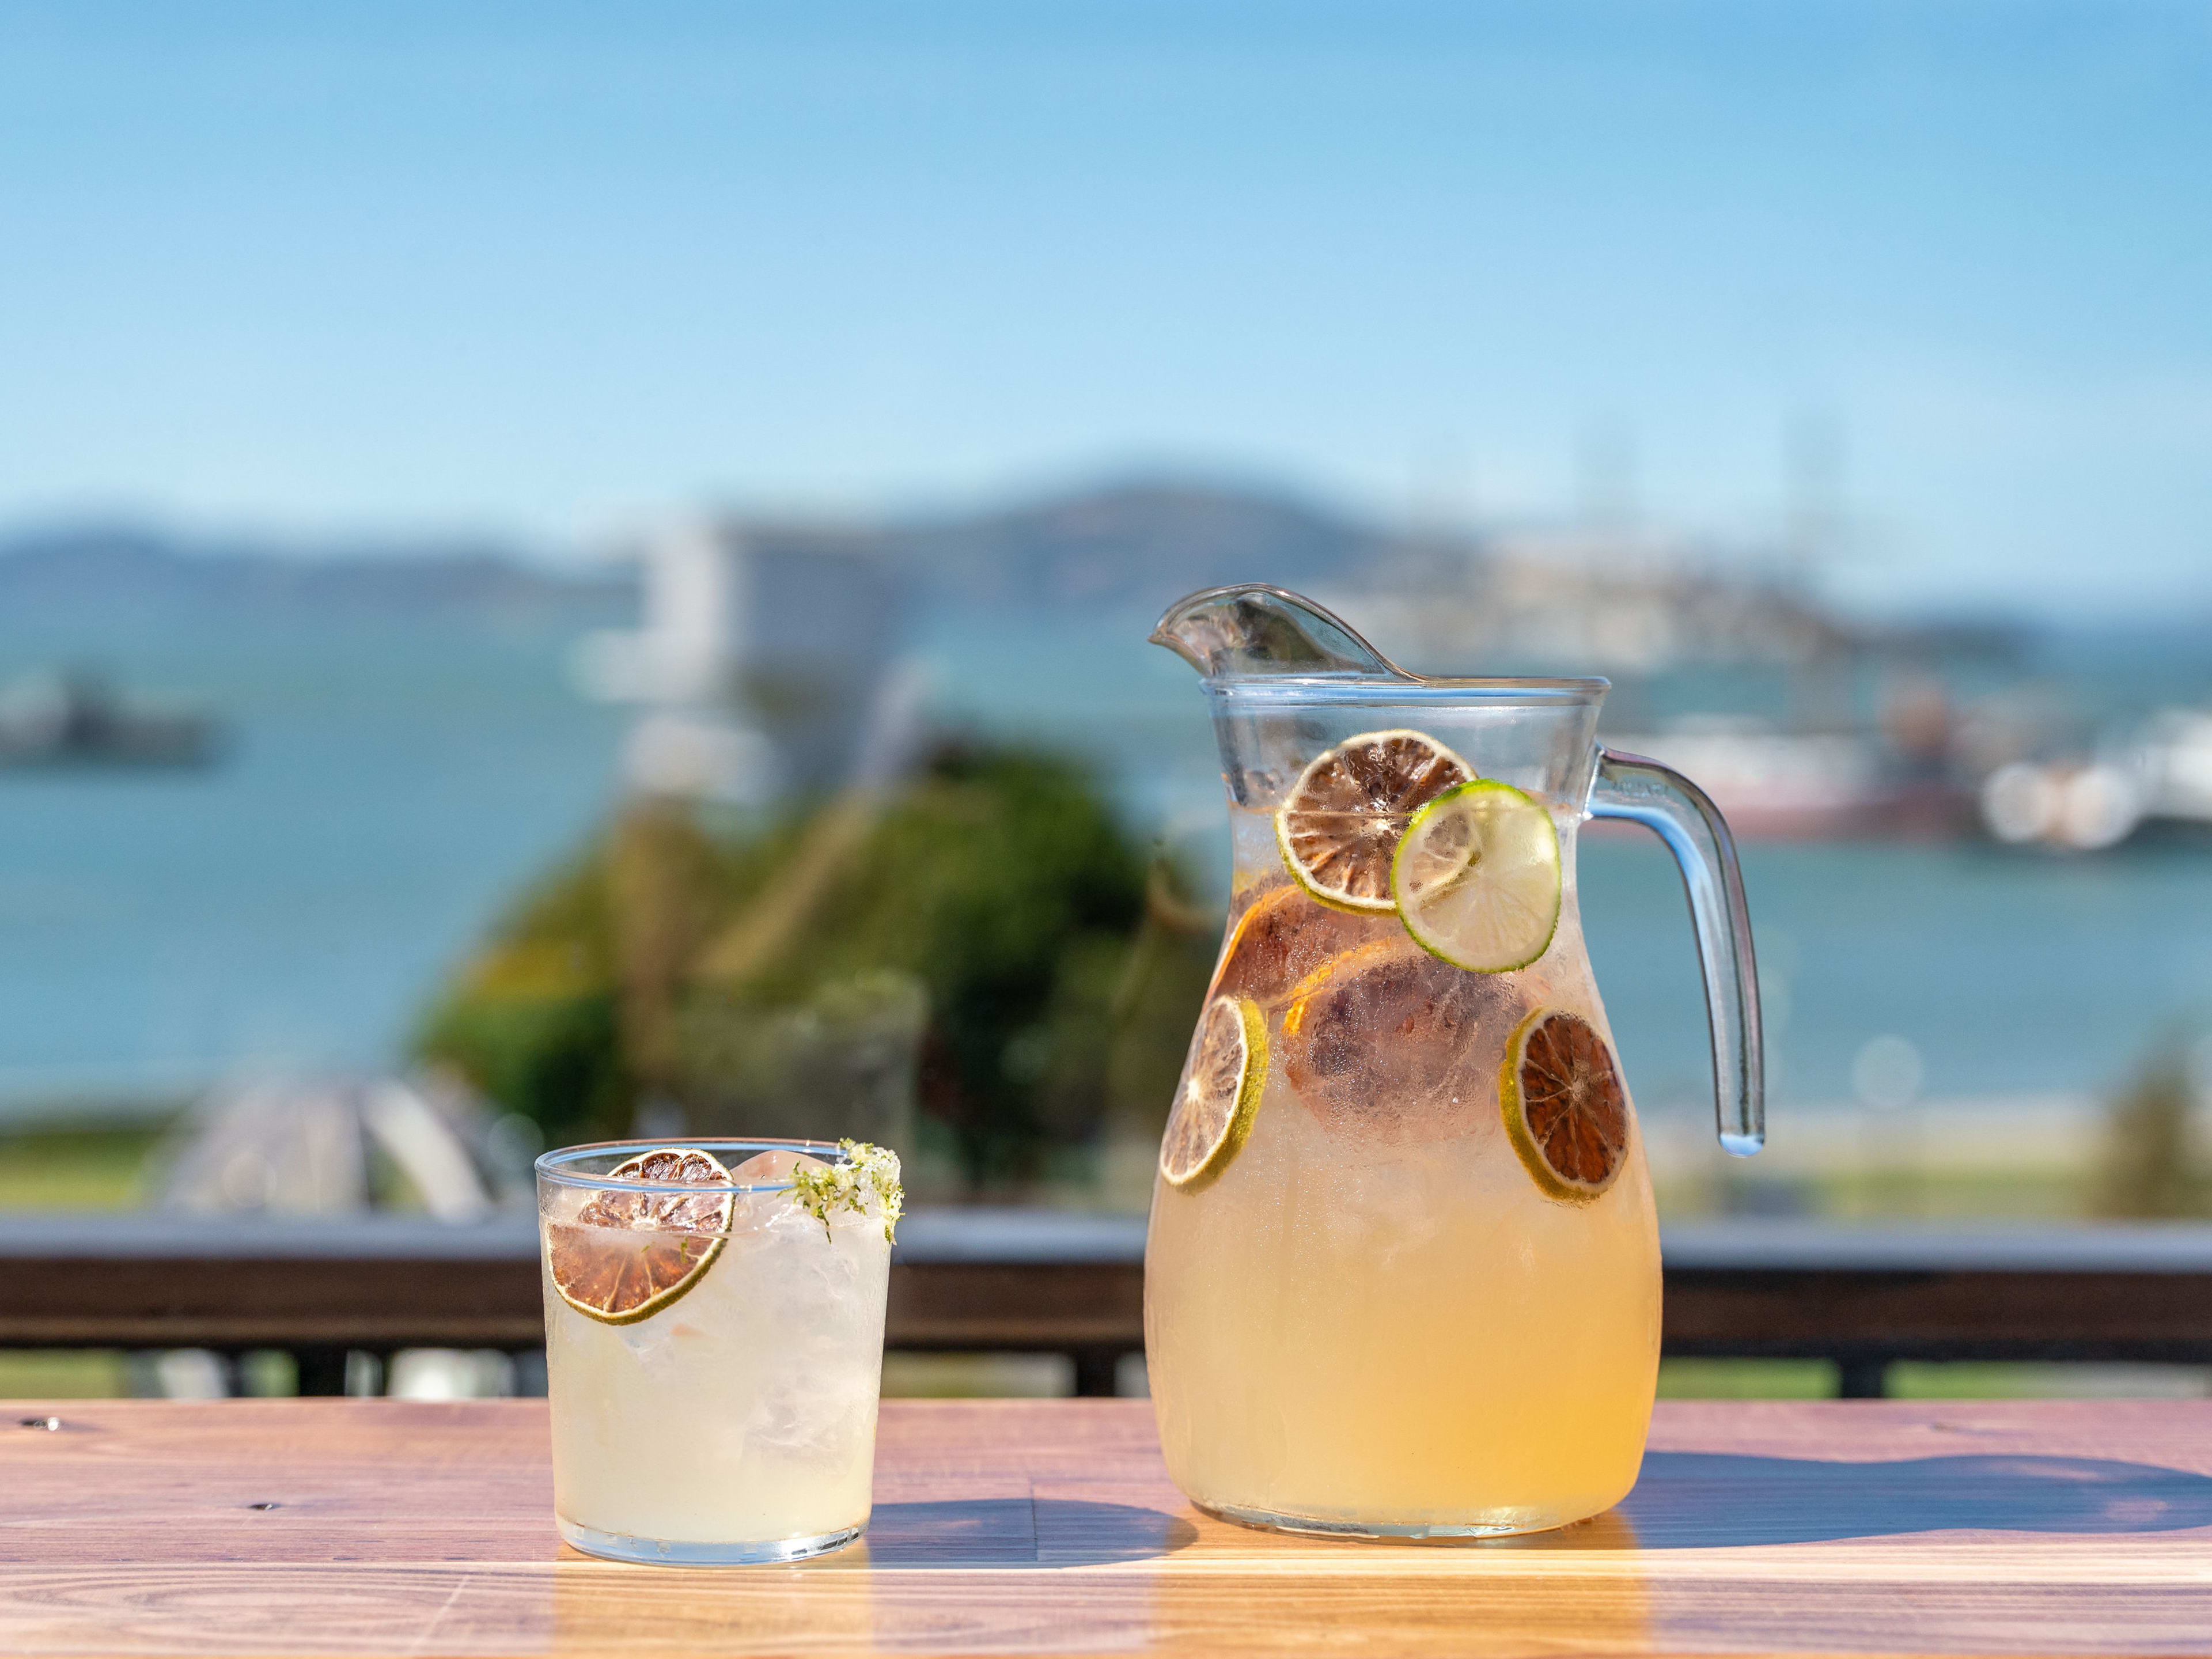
top-left (1275, 729), bottom-right (1471, 912)
top-left (1500, 1010), bottom-right (1630, 1203)
top-left (1160, 995), bottom-right (1267, 1190)
top-left (1208, 881), bottom-right (1379, 1010)
top-left (1279, 938), bottom-right (1523, 1139)
top-left (1391, 779), bottom-right (1562, 973)
top-left (546, 1146), bottom-right (736, 1325)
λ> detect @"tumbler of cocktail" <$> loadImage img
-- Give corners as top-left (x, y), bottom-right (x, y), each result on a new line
top-left (536, 1138), bottom-right (901, 1565)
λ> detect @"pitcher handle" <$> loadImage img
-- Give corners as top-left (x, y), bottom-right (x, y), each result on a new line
top-left (1588, 748), bottom-right (1764, 1156)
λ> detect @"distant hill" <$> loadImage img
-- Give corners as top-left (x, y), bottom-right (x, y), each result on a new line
top-left (0, 481), bottom-right (1389, 628)
top-left (870, 480), bottom-right (1387, 611)
top-left (0, 480), bottom-right (1995, 677)
top-left (0, 524), bottom-right (635, 628)
top-left (732, 480), bottom-right (1393, 615)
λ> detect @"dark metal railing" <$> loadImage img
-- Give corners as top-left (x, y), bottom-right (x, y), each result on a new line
top-left (6, 1210), bottom-right (2211, 1398)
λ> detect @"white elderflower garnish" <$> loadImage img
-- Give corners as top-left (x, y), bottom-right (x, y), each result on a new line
top-left (788, 1140), bottom-right (903, 1244)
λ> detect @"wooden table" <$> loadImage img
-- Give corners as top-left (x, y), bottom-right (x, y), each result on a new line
top-left (6, 1399), bottom-right (2212, 1656)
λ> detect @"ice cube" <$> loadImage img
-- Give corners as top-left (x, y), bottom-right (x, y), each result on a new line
top-left (724, 1148), bottom-right (832, 1239)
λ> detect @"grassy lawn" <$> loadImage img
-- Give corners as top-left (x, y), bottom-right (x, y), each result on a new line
top-left (0, 1351), bottom-right (131, 1398)
top-left (1884, 1362), bottom-right (2209, 1399)
top-left (1656, 1359), bottom-right (1839, 1399)
top-left (6, 1349), bottom-right (2202, 1404)
top-left (0, 1123), bottom-right (171, 1209)
top-left (1657, 1358), bottom-right (2210, 1400)
top-left (0, 1122), bottom-right (169, 1399)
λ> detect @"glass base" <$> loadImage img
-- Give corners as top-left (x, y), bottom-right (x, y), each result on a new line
top-left (1199, 1500), bottom-right (1577, 1541)
top-left (558, 1514), bottom-right (865, 1566)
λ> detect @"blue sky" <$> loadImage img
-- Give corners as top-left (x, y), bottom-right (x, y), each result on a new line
top-left (1, 1), bottom-right (2207, 615)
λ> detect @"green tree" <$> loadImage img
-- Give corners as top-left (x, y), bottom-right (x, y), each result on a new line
top-left (415, 743), bottom-right (1166, 1189)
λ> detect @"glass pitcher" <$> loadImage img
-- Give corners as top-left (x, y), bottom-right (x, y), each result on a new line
top-left (1143, 584), bottom-right (1762, 1540)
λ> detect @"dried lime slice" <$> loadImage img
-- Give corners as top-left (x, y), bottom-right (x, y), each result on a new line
top-left (1391, 779), bottom-right (1561, 973)
top-left (1160, 995), bottom-right (1267, 1190)
top-left (1500, 1010), bottom-right (1630, 1203)
top-left (1275, 729), bottom-right (1471, 912)
top-left (546, 1146), bottom-right (735, 1325)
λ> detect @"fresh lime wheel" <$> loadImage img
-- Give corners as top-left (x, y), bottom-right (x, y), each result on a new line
top-left (1275, 729), bottom-right (1471, 912)
top-left (1160, 995), bottom-right (1268, 1190)
top-left (546, 1146), bottom-right (735, 1324)
top-left (1500, 1010), bottom-right (1630, 1203)
top-left (1391, 779), bottom-right (1562, 972)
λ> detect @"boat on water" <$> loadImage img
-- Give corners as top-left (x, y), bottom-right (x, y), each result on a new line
top-left (1979, 706), bottom-right (2212, 853)
top-left (1598, 718), bottom-right (1971, 841)
top-left (0, 671), bottom-right (224, 769)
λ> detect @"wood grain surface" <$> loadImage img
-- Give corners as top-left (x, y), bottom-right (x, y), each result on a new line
top-left (4, 1397), bottom-right (2212, 1657)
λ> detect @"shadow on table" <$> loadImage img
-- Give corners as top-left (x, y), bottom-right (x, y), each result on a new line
top-left (862, 1497), bottom-right (1197, 1566)
top-left (840, 1455), bottom-right (2212, 1563)
top-left (1598, 1452), bottom-right (2212, 1548)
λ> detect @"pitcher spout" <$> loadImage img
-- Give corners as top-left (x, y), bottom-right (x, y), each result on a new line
top-left (1150, 585), bottom-right (1415, 683)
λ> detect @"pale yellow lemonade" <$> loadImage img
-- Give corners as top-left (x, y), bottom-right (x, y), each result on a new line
top-left (1146, 803), bottom-right (1661, 1536)
top-left (539, 1146), bottom-right (896, 1559)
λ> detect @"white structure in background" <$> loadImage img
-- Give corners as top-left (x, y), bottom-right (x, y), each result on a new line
top-left (1979, 707), bottom-right (2212, 853)
top-left (574, 517), bottom-right (781, 803)
top-left (150, 1073), bottom-right (539, 1400)
top-left (575, 517), bottom-right (910, 804)
top-left (2132, 707), bottom-right (2212, 825)
top-left (1319, 525), bottom-right (1848, 681)
top-left (159, 1073), bottom-right (527, 1219)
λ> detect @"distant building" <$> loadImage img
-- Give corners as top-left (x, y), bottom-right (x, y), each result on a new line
top-left (1323, 523), bottom-right (1854, 680)
top-left (575, 520), bottom-right (910, 802)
